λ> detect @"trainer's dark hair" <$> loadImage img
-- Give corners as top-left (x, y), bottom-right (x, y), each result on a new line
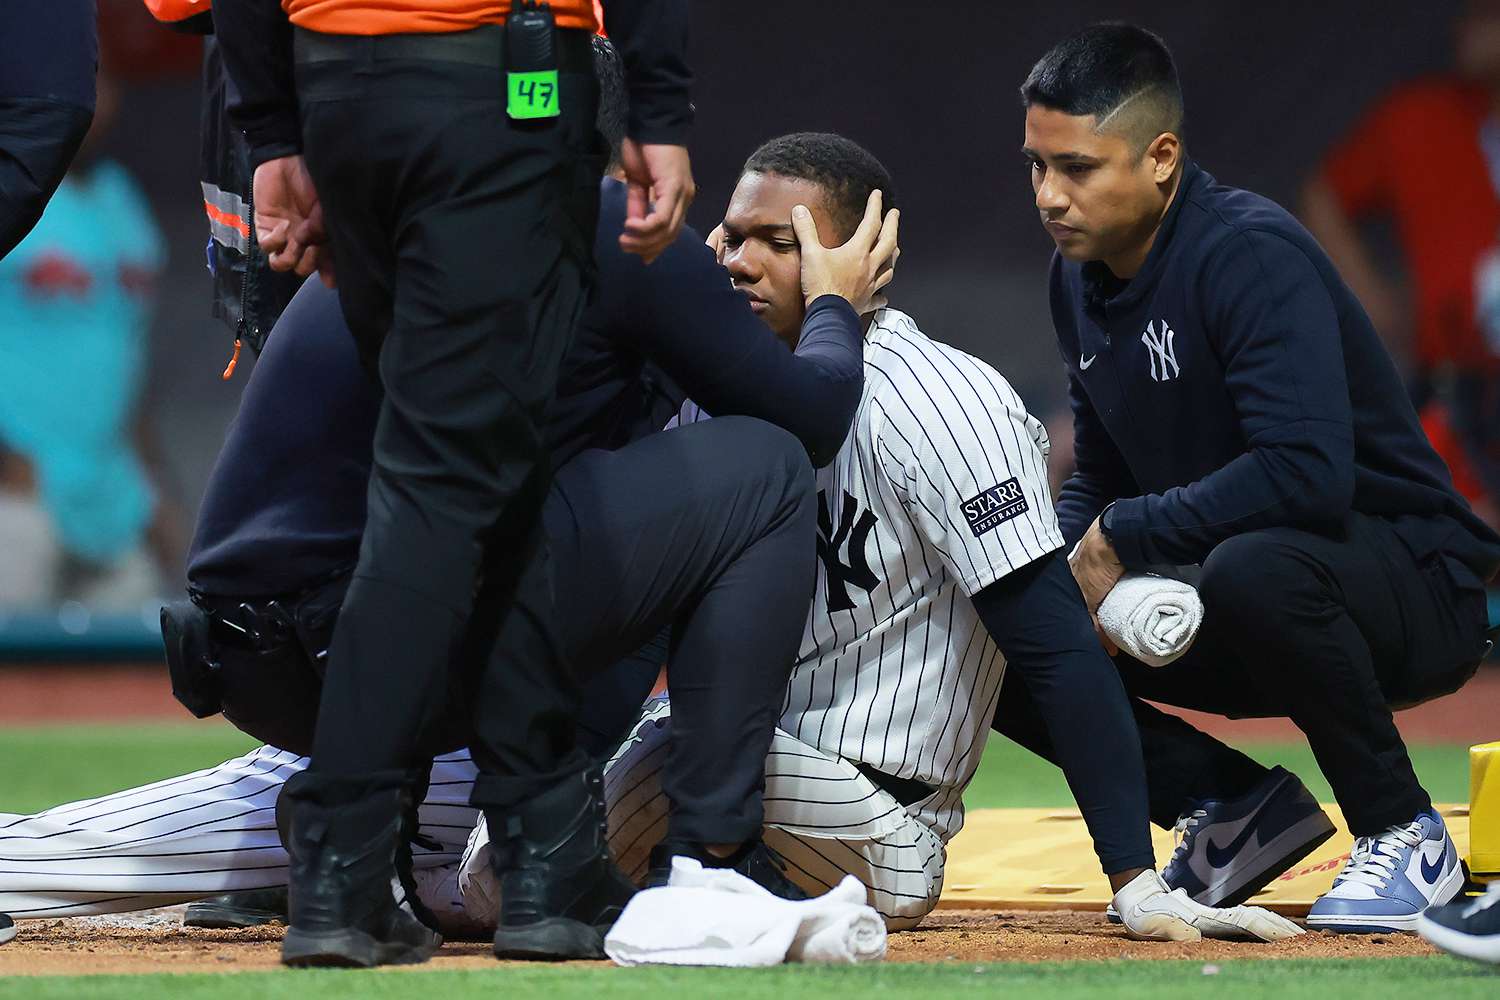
top-left (593, 35), bottom-right (627, 167)
top-left (1021, 23), bottom-right (1183, 151)
top-left (742, 132), bottom-right (896, 239)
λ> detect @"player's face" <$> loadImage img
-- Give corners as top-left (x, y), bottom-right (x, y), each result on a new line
top-left (720, 171), bottom-right (842, 348)
top-left (1022, 105), bottom-right (1168, 272)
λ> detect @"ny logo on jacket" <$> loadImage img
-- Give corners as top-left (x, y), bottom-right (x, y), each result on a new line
top-left (1141, 320), bottom-right (1180, 381)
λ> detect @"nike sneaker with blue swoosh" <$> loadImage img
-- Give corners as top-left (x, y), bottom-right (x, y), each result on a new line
top-left (1306, 808), bottom-right (1465, 933)
top-left (1417, 880), bottom-right (1500, 964)
top-left (1163, 766), bottom-right (1337, 907)
top-left (1106, 766), bottom-right (1335, 922)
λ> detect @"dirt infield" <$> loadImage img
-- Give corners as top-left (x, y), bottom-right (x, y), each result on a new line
top-left (0, 907), bottom-right (1441, 976)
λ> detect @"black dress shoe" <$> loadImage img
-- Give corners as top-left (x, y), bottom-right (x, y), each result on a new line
top-left (486, 764), bottom-right (637, 961)
top-left (279, 771), bottom-right (442, 968)
top-left (184, 886), bottom-right (289, 928)
top-left (645, 838), bottom-right (809, 900)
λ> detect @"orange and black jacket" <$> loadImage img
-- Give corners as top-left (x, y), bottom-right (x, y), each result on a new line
top-left (146, 0), bottom-right (301, 354)
top-left (214, 0), bottom-right (692, 171)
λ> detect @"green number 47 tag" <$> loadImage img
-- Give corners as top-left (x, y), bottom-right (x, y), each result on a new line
top-left (508, 70), bottom-right (561, 120)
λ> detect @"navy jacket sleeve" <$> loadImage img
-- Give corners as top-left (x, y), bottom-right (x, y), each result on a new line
top-left (596, 187), bottom-right (863, 466)
top-left (215, 0), bottom-right (301, 170)
top-left (1107, 230), bottom-right (1357, 568)
top-left (0, 0), bottom-right (96, 260)
top-left (1054, 370), bottom-right (1139, 548)
top-left (601, 0), bottom-right (693, 146)
top-left (971, 550), bottom-right (1155, 875)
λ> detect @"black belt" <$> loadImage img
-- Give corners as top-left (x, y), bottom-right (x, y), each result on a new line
top-left (192, 593), bottom-right (299, 652)
top-left (293, 23), bottom-right (594, 72)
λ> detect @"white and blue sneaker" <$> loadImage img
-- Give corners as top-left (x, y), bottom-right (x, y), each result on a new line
top-left (0, 913), bottom-right (14, 946)
top-left (1306, 808), bottom-right (1466, 933)
top-left (1107, 766), bottom-right (1335, 922)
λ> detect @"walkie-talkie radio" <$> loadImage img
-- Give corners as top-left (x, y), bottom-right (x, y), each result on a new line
top-left (507, 0), bottom-right (561, 120)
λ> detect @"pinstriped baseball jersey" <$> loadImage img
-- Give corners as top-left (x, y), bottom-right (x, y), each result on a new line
top-left (677, 308), bottom-right (1065, 842)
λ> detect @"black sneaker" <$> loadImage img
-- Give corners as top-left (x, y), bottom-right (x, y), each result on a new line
top-left (645, 838), bottom-right (809, 901)
top-left (486, 764), bottom-right (638, 961)
top-left (0, 913), bottom-right (14, 946)
top-left (1418, 882), bottom-right (1500, 964)
top-left (184, 887), bottom-right (289, 929)
top-left (279, 771), bottom-right (442, 968)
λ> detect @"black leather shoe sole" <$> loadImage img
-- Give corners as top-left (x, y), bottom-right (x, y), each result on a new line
top-left (185, 899), bottom-right (287, 929)
top-left (492, 917), bottom-right (607, 961)
top-left (282, 925), bottom-right (441, 968)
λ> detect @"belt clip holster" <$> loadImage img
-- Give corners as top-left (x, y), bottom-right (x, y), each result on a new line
top-left (226, 599), bottom-right (298, 653)
top-left (160, 600), bottom-right (224, 719)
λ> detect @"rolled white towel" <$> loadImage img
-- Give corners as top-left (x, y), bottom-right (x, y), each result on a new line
top-left (1097, 572), bottom-right (1203, 667)
top-left (604, 857), bottom-right (886, 967)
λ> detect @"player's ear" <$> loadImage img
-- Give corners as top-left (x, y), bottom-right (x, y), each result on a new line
top-left (1145, 132), bottom-right (1180, 184)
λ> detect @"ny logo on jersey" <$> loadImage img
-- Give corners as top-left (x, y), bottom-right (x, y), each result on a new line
top-left (1141, 320), bottom-right (1181, 381)
top-left (817, 489), bottom-right (880, 613)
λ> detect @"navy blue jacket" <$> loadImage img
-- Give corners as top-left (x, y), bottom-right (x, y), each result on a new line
top-left (1052, 160), bottom-right (1500, 589)
top-left (0, 0), bottom-right (96, 259)
top-left (189, 178), bottom-right (863, 596)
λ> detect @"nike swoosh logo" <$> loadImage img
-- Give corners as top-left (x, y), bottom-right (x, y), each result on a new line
top-left (1080, 354), bottom-right (1097, 370)
top-left (1421, 848), bottom-right (1446, 884)
top-left (1204, 817), bottom-right (1260, 870)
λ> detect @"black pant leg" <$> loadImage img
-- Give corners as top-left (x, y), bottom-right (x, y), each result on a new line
top-left (1125, 519), bottom-right (1431, 834)
top-left (291, 38), bottom-right (603, 777)
top-left (472, 418), bottom-right (818, 841)
top-left (990, 672), bottom-right (1266, 829)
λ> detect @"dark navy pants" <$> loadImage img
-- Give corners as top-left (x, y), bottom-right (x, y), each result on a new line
top-left (995, 511), bottom-right (1492, 836)
top-left (211, 416), bottom-right (817, 848)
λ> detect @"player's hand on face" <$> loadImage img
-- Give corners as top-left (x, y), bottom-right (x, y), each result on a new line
top-left (790, 188), bottom-right (900, 314)
top-left (619, 139), bottom-right (696, 264)
top-left (1113, 870), bottom-right (1304, 943)
top-left (253, 155), bottom-right (332, 285)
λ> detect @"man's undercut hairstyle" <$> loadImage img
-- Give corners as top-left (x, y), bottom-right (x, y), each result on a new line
top-left (592, 35), bottom-right (627, 167)
top-left (742, 132), bottom-right (896, 239)
top-left (1021, 23), bottom-right (1184, 153)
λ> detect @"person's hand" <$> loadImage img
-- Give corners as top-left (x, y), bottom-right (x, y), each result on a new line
top-left (1070, 513), bottom-right (1126, 653)
top-left (705, 223), bottom-right (726, 264)
top-left (1113, 870), bottom-right (1304, 942)
top-left (790, 188), bottom-right (899, 315)
top-left (619, 138), bottom-right (695, 263)
top-left (252, 155), bottom-right (334, 287)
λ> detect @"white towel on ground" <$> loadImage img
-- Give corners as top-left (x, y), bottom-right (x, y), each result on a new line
top-left (604, 857), bottom-right (886, 967)
top-left (1097, 572), bottom-right (1203, 667)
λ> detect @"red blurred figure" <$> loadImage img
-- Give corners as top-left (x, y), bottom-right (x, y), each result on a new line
top-left (1302, 0), bottom-right (1500, 529)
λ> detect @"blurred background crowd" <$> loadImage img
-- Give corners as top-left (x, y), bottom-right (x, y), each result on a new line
top-left (1, 0), bottom-right (1497, 652)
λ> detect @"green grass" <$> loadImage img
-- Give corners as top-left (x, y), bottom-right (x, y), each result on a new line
top-left (0, 723), bottom-right (1483, 994)
top-left (0, 721), bottom-right (1471, 815)
top-left (962, 737), bottom-right (1473, 809)
top-left (0, 722), bottom-right (260, 814)
top-left (1, 958), bottom-right (1495, 1000)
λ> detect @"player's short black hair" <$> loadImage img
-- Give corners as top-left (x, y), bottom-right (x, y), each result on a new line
top-left (1021, 23), bottom-right (1184, 151)
top-left (742, 132), bottom-right (896, 239)
top-left (593, 35), bottom-right (626, 167)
